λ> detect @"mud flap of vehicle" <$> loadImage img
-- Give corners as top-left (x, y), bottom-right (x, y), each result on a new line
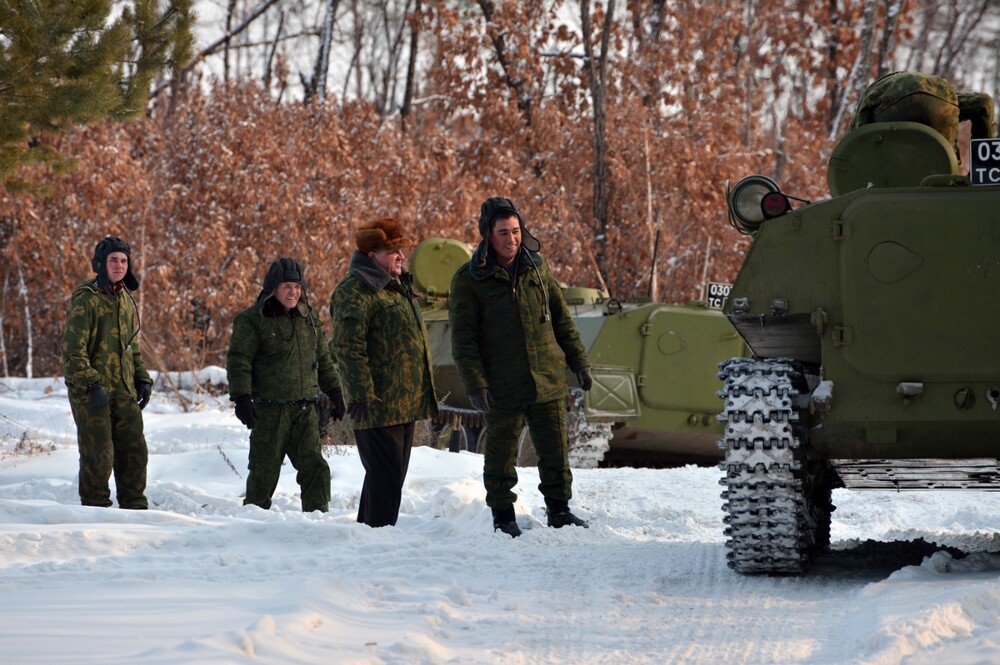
top-left (584, 365), bottom-right (640, 423)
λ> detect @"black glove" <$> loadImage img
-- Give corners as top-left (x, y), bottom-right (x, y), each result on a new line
top-left (468, 388), bottom-right (494, 414)
top-left (576, 367), bottom-right (594, 391)
top-left (325, 388), bottom-right (346, 421)
top-left (234, 395), bottom-right (257, 430)
top-left (87, 383), bottom-right (109, 411)
top-left (136, 381), bottom-right (152, 410)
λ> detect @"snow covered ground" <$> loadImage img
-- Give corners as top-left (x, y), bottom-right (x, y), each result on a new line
top-left (2, 371), bottom-right (1000, 665)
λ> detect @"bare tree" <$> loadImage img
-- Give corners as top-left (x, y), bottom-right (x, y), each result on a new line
top-left (829, 0), bottom-right (877, 140)
top-left (345, 0), bottom-right (365, 99)
top-left (477, 0), bottom-right (537, 126)
top-left (370, 0), bottom-right (415, 117)
top-left (175, 0), bottom-right (285, 85)
top-left (262, 9), bottom-right (285, 91)
top-left (14, 256), bottom-right (31, 378)
top-left (932, 0), bottom-right (991, 81)
top-left (224, 0), bottom-right (237, 85)
top-left (902, 0), bottom-right (999, 90)
top-left (400, 0), bottom-right (422, 131)
top-left (876, 0), bottom-right (907, 77)
top-left (580, 0), bottom-right (616, 290)
top-left (304, 0), bottom-right (342, 102)
top-left (0, 270), bottom-right (8, 377)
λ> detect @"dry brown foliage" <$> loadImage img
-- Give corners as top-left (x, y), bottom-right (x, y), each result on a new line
top-left (0, 0), bottom-right (961, 376)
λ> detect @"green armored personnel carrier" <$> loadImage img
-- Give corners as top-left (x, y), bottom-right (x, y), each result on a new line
top-left (720, 121), bottom-right (1000, 574)
top-left (409, 236), bottom-right (749, 468)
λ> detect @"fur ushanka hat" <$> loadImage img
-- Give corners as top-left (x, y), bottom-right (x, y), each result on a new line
top-left (91, 236), bottom-right (140, 292)
top-left (256, 257), bottom-right (309, 313)
top-left (356, 218), bottom-right (411, 254)
top-left (477, 197), bottom-right (540, 252)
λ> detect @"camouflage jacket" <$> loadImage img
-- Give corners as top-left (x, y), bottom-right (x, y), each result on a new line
top-left (226, 298), bottom-right (340, 402)
top-left (448, 243), bottom-right (589, 409)
top-left (329, 251), bottom-right (438, 429)
top-left (61, 279), bottom-right (151, 398)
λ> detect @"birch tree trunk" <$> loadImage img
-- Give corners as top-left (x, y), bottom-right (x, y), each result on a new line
top-left (0, 271), bottom-right (8, 377)
top-left (15, 258), bottom-right (32, 379)
top-left (312, 0), bottom-right (341, 102)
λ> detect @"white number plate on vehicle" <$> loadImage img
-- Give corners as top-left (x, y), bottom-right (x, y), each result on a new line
top-left (970, 139), bottom-right (1000, 185)
top-left (706, 282), bottom-right (732, 309)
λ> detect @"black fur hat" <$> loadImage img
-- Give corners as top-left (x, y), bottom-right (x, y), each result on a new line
top-left (92, 236), bottom-right (139, 291)
top-left (477, 197), bottom-right (540, 252)
top-left (257, 257), bottom-right (309, 312)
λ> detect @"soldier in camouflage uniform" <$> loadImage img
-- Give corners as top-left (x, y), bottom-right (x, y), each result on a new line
top-left (448, 197), bottom-right (593, 537)
top-left (61, 236), bottom-right (153, 509)
top-left (329, 218), bottom-right (438, 528)
top-left (226, 258), bottom-right (345, 513)
top-left (849, 71), bottom-right (996, 150)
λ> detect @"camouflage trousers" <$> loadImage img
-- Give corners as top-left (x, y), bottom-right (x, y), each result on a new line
top-left (245, 402), bottom-right (330, 512)
top-left (482, 398), bottom-right (572, 510)
top-left (68, 391), bottom-right (148, 509)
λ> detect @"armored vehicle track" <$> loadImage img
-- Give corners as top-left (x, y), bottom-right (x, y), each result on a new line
top-left (718, 358), bottom-right (833, 574)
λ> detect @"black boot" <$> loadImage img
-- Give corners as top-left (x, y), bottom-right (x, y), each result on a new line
top-left (545, 498), bottom-right (589, 529)
top-left (492, 505), bottom-right (522, 538)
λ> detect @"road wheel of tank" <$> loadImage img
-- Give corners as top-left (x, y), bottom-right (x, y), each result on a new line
top-left (804, 457), bottom-right (837, 551)
top-left (515, 390), bottom-right (612, 468)
top-left (431, 422), bottom-right (469, 453)
top-left (467, 426), bottom-right (485, 455)
top-left (717, 358), bottom-right (831, 574)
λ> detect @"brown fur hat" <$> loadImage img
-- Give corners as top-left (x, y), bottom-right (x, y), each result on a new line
top-left (356, 218), bottom-right (411, 253)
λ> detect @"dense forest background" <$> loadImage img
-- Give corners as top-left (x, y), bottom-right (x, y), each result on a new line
top-left (1, 0), bottom-right (998, 377)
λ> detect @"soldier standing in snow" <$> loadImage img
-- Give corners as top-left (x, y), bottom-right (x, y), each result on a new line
top-left (448, 197), bottom-right (593, 538)
top-left (226, 258), bottom-right (344, 513)
top-left (61, 236), bottom-right (153, 509)
top-left (329, 218), bottom-right (438, 528)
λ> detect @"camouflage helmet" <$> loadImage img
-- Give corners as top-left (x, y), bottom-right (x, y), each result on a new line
top-left (849, 71), bottom-right (960, 147)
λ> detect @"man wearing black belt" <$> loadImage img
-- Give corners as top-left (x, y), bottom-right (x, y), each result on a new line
top-left (226, 258), bottom-right (345, 512)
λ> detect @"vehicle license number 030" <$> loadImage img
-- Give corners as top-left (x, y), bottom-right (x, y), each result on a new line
top-left (706, 282), bottom-right (731, 309)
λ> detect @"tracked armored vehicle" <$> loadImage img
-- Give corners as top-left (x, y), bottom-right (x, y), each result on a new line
top-left (719, 121), bottom-right (1000, 574)
top-left (409, 237), bottom-right (749, 468)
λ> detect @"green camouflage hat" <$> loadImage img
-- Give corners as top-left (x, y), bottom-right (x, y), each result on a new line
top-left (849, 71), bottom-right (959, 145)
